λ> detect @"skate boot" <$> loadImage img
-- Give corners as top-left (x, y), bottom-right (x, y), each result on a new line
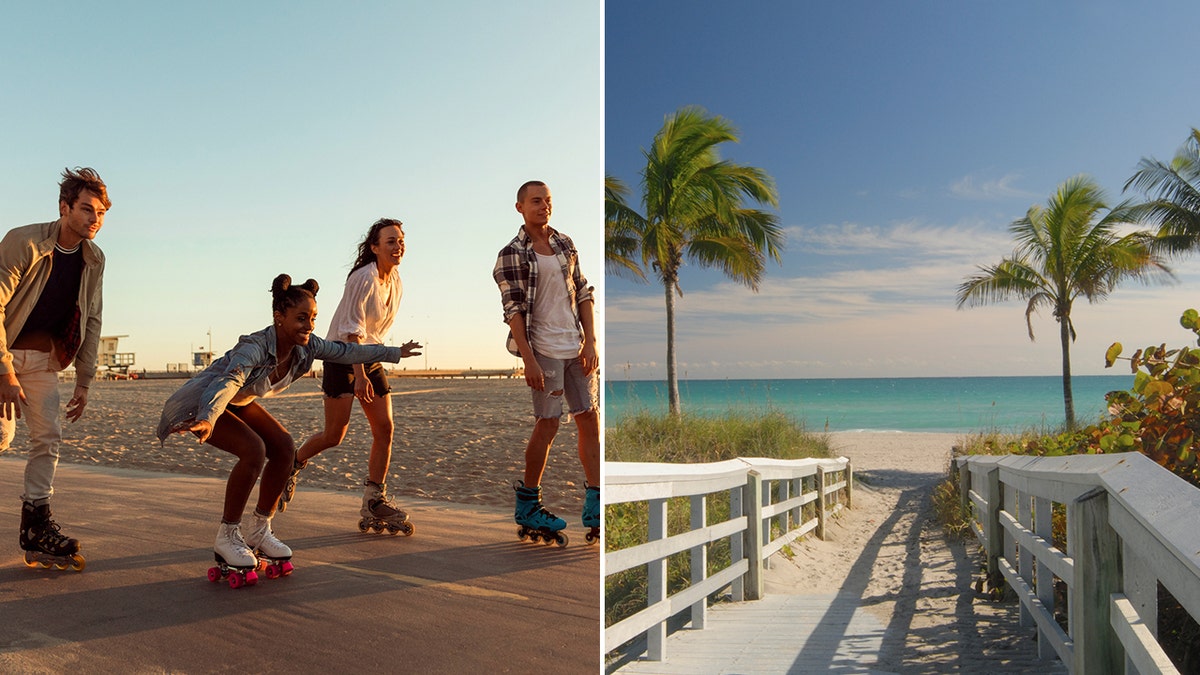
top-left (359, 480), bottom-right (414, 536)
top-left (208, 521), bottom-right (259, 588)
top-left (277, 459), bottom-right (307, 513)
top-left (245, 510), bottom-right (294, 579)
top-left (19, 500), bottom-right (85, 571)
top-left (583, 484), bottom-right (600, 545)
top-left (514, 481), bottom-right (568, 547)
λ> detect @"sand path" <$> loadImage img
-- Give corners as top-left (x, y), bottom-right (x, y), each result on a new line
top-left (761, 431), bottom-right (1066, 673)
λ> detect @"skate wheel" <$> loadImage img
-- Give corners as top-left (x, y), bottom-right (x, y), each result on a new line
top-left (585, 531), bottom-right (598, 545)
top-left (358, 520), bottom-right (370, 533)
top-left (371, 524), bottom-right (384, 533)
top-left (245, 569), bottom-right (259, 586)
top-left (555, 533), bottom-right (569, 548)
top-left (229, 572), bottom-right (244, 589)
top-left (401, 523), bottom-right (414, 537)
top-left (266, 564), bottom-right (281, 580)
top-left (517, 527), bottom-right (529, 541)
top-left (207, 567), bottom-right (222, 583)
top-left (280, 560), bottom-right (294, 576)
top-left (70, 554), bottom-right (86, 572)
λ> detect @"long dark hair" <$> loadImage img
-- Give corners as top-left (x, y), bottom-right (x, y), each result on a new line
top-left (271, 274), bottom-right (319, 315)
top-left (349, 218), bottom-right (404, 278)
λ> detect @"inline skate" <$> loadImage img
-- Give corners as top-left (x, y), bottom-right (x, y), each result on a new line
top-left (359, 480), bottom-right (414, 536)
top-left (20, 500), bottom-right (85, 571)
top-left (514, 481), bottom-right (568, 547)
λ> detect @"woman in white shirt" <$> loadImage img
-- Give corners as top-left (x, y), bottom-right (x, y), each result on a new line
top-left (279, 219), bottom-right (421, 535)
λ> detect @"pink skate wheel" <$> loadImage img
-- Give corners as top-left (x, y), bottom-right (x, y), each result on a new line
top-left (245, 570), bottom-right (259, 586)
top-left (229, 572), bottom-right (244, 589)
top-left (207, 567), bottom-right (222, 583)
top-left (280, 561), bottom-right (294, 576)
top-left (265, 564), bottom-right (280, 580)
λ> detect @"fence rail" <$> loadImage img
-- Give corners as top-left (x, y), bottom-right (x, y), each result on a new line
top-left (604, 456), bottom-right (852, 661)
top-left (955, 452), bottom-right (1200, 674)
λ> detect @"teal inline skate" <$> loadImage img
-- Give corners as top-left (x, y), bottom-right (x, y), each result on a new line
top-left (514, 481), bottom-right (568, 547)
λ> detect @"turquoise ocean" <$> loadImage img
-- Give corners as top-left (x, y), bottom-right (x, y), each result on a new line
top-left (604, 375), bottom-right (1137, 433)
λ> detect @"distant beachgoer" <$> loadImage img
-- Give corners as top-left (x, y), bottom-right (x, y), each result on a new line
top-left (492, 180), bottom-right (600, 546)
top-left (0, 167), bottom-right (109, 571)
top-left (279, 219), bottom-right (421, 535)
top-left (155, 274), bottom-right (416, 586)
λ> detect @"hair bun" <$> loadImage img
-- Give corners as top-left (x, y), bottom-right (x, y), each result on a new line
top-left (271, 274), bottom-right (292, 296)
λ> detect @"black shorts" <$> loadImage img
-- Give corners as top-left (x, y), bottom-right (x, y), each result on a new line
top-left (321, 361), bottom-right (391, 398)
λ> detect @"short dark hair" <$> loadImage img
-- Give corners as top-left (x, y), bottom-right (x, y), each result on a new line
top-left (516, 180), bottom-right (547, 203)
top-left (59, 167), bottom-right (111, 209)
top-left (271, 274), bottom-right (319, 315)
top-left (350, 218), bottom-right (405, 277)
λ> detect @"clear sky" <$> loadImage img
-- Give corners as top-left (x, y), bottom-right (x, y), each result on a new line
top-left (605, 0), bottom-right (1200, 380)
top-left (1, 1), bottom-right (602, 372)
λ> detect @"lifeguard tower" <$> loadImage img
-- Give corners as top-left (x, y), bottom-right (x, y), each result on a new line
top-left (98, 335), bottom-right (135, 375)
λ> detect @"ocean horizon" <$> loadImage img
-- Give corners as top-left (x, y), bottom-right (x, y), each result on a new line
top-left (604, 375), bottom-right (1136, 434)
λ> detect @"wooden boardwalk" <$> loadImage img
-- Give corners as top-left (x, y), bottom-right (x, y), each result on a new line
top-left (614, 592), bottom-right (891, 674)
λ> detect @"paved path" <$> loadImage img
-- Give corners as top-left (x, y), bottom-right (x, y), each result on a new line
top-left (0, 458), bottom-right (599, 673)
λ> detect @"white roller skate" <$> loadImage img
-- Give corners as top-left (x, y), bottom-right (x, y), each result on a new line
top-left (245, 511), bottom-right (294, 579)
top-left (209, 521), bottom-right (259, 588)
top-left (359, 480), bottom-right (414, 536)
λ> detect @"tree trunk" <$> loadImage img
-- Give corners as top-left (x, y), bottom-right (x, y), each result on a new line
top-left (664, 277), bottom-right (680, 417)
top-left (1059, 316), bottom-right (1076, 429)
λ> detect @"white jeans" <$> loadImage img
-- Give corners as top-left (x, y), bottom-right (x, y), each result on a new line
top-left (0, 350), bottom-right (65, 504)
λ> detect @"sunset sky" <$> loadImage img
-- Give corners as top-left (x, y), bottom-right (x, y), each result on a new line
top-left (1, 1), bottom-right (602, 372)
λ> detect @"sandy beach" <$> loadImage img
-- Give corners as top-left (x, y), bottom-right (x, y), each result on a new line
top-left (1, 377), bottom-right (587, 514)
top-left (762, 431), bottom-right (1064, 671)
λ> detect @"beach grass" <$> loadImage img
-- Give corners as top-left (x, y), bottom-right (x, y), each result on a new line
top-left (604, 409), bottom-right (833, 640)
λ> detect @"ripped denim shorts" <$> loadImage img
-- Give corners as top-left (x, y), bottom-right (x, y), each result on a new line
top-left (531, 350), bottom-right (598, 419)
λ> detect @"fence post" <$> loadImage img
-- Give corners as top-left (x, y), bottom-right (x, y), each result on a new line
top-left (816, 465), bottom-right (828, 540)
top-left (744, 470), bottom-right (764, 601)
top-left (845, 460), bottom-right (853, 509)
top-left (985, 467), bottom-right (1002, 583)
top-left (690, 493), bottom-right (707, 630)
top-left (730, 485), bottom-right (745, 602)
top-left (1069, 487), bottom-right (1124, 674)
top-left (647, 497), bottom-right (668, 661)
top-left (958, 459), bottom-right (970, 518)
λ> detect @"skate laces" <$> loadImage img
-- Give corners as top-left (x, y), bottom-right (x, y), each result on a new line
top-left (37, 519), bottom-right (71, 548)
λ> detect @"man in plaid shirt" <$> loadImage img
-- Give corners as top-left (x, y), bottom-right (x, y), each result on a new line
top-left (493, 180), bottom-right (600, 544)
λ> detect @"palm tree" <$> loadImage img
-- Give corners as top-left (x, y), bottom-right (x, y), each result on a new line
top-left (956, 175), bottom-right (1172, 428)
top-left (1124, 128), bottom-right (1200, 255)
top-left (606, 106), bottom-right (784, 416)
top-left (605, 175), bottom-right (646, 281)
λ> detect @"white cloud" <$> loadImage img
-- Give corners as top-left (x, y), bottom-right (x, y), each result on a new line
top-left (950, 173), bottom-right (1036, 200)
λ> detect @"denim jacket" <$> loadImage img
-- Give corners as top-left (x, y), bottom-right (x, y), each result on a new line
top-left (156, 325), bottom-right (400, 442)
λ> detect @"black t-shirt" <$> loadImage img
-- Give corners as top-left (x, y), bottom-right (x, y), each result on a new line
top-left (17, 243), bottom-right (84, 341)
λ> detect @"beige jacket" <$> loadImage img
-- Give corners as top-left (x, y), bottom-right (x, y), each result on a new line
top-left (0, 221), bottom-right (105, 387)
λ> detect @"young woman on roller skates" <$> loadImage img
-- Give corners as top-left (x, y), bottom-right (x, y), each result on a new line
top-left (277, 219), bottom-right (421, 536)
top-left (156, 274), bottom-right (416, 587)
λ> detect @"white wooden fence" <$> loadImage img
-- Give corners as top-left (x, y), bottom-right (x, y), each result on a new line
top-left (604, 456), bottom-right (853, 661)
top-left (956, 452), bottom-right (1200, 674)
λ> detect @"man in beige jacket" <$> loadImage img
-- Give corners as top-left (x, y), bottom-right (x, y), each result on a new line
top-left (0, 167), bottom-right (107, 570)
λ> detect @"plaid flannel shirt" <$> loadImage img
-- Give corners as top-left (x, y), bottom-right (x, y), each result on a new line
top-left (492, 226), bottom-right (593, 357)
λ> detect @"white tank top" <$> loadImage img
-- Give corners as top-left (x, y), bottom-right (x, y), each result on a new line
top-left (531, 252), bottom-right (582, 358)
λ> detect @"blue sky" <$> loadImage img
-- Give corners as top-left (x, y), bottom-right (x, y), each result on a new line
top-left (0, 1), bottom-right (601, 372)
top-left (605, 0), bottom-right (1200, 380)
